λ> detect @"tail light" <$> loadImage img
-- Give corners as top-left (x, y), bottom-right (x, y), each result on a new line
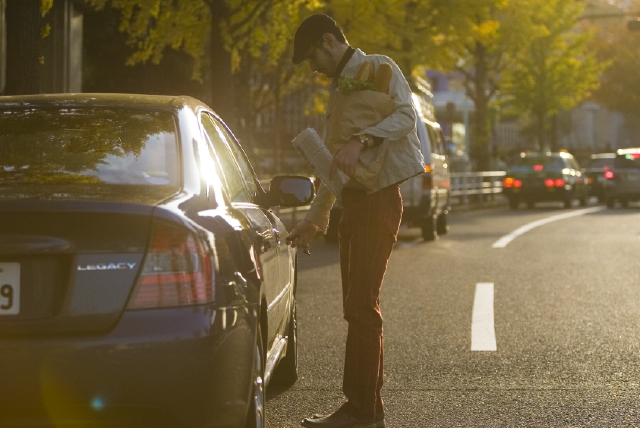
top-left (422, 174), bottom-right (433, 190)
top-left (503, 178), bottom-right (522, 188)
top-left (544, 178), bottom-right (566, 187)
top-left (129, 221), bottom-right (215, 309)
top-left (604, 170), bottom-right (615, 180)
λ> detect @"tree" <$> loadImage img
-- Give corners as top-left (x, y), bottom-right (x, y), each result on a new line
top-left (501, 0), bottom-right (603, 151)
top-left (84, 0), bottom-right (318, 129)
top-left (4, 0), bottom-right (53, 95)
top-left (591, 25), bottom-right (640, 117)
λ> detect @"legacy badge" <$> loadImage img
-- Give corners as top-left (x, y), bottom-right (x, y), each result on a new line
top-left (77, 263), bottom-right (137, 271)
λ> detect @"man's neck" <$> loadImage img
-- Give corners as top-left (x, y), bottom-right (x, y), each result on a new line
top-left (330, 45), bottom-right (355, 80)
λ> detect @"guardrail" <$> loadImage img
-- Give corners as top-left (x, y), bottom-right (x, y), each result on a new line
top-left (450, 171), bottom-right (506, 206)
top-left (262, 171), bottom-right (507, 228)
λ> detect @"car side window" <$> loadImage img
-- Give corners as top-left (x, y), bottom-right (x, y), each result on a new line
top-left (200, 113), bottom-right (251, 203)
top-left (209, 117), bottom-right (260, 199)
top-left (568, 158), bottom-right (580, 170)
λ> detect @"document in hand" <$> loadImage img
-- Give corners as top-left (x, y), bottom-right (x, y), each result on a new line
top-left (292, 128), bottom-right (349, 202)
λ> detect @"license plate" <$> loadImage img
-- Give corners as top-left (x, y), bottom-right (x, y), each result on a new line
top-left (0, 263), bottom-right (20, 315)
top-left (513, 188), bottom-right (520, 193)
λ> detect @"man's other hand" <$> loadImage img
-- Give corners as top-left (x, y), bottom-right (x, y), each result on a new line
top-left (286, 220), bottom-right (319, 252)
top-left (330, 139), bottom-right (364, 179)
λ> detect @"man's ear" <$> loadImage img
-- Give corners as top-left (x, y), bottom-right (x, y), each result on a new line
top-left (322, 32), bottom-right (337, 47)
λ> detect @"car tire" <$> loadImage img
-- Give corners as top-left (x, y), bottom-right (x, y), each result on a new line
top-left (245, 325), bottom-right (266, 428)
top-left (580, 192), bottom-right (589, 207)
top-left (606, 197), bottom-right (615, 209)
top-left (436, 210), bottom-right (449, 235)
top-left (421, 214), bottom-right (437, 241)
top-left (563, 195), bottom-right (572, 209)
top-left (509, 198), bottom-right (519, 210)
top-left (272, 301), bottom-right (298, 387)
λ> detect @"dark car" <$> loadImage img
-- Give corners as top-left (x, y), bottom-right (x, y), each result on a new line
top-left (604, 148), bottom-right (640, 208)
top-left (502, 151), bottom-right (588, 209)
top-left (0, 94), bottom-right (314, 428)
top-left (585, 152), bottom-right (616, 202)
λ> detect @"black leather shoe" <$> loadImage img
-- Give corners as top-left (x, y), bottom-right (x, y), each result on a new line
top-left (301, 406), bottom-right (377, 428)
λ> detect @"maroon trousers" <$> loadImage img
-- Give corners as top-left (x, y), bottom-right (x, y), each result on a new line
top-left (338, 185), bottom-right (402, 421)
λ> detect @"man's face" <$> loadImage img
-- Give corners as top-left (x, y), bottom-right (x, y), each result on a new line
top-left (305, 39), bottom-right (338, 78)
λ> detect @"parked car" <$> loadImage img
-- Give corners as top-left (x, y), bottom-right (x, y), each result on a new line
top-left (585, 152), bottom-right (616, 202)
top-left (326, 90), bottom-right (451, 242)
top-left (502, 151), bottom-right (589, 209)
top-left (604, 148), bottom-right (640, 208)
top-left (0, 94), bottom-right (314, 428)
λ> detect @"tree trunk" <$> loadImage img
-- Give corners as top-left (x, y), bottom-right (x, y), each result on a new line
top-left (208, 0), bottom-right (237, 128)
top-left (4, 0), bottom-right (41, 95)
top-left (536, 112), bottom-right (545, 151)
top-left (472, 42), bottom-right (492, 171)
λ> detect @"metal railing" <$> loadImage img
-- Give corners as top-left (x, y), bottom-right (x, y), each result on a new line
top-left (449, 171), bottom-right (506, 206)
top-left (262, 171), bottom-right (507, 228)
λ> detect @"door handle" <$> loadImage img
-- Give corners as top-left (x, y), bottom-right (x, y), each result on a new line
top-left (254, 230), bottom-right (272, 253)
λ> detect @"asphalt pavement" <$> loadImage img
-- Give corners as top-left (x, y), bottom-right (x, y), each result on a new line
top-left (267, 202), bottom-right (640, 427)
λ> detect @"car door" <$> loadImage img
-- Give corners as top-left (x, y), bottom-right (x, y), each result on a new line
top-left (209, 116), bottom-right (294, 327)
top-left (426, 122), bottom-right (449, 211)
top-left (199, 112), bottom-right (283, 348)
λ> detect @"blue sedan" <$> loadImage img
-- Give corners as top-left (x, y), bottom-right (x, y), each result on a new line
top-left (0, 94), bottom-right (314, 427)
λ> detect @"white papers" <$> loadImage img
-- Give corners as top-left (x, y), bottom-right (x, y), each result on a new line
top-left (292, 128), bottom-right (349, 200)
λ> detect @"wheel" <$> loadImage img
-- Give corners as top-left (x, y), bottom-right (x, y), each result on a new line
top-left (436, 210), bottom-right (449, 235)
top-left (580, 194), bottom-right (588, 207)
top-left (509, 198), bottom-right (519, 210)
top-left (272, 301), bottom-right (298, 387)
top-left (606, 197), bottom-right (615, 208)
top-left (563, 195), bottom-right (572, 209)
top-left (421, 215), bottom-right (437, 241)
top-left (245, 325), bottom-right (266, 428)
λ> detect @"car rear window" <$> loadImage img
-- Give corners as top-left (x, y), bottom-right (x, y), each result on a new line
top-left (588, 158), bottom-right (615, 168)
top-left (0, 107), bottom-right (179, 186)
top-left (510, 156), bottom-right (565, 171)
top-left (614, 153), bottom-right (640, 169)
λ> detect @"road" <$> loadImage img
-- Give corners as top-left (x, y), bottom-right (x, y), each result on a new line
top-left (267, 202), bottom-right (640, 427)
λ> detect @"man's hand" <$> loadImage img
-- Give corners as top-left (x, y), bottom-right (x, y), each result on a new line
top-left (330, 139), bottom-right (364, 179)
top-left (286, 220), bottom-right (319, 254)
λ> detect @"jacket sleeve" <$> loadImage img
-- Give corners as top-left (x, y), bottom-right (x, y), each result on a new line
top-left (356, 58), bottom-right (416, 141)
top-left (303, 183), bottom-right (336, 233)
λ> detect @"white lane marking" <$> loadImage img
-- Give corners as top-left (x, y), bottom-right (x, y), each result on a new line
top-left (471, 282), bottom-right (497, 352)
top-left (492, 207), bottom-right (605, 248)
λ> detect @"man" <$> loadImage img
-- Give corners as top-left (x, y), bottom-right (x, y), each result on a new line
top-left (287, 14), bottom-right (425, 428)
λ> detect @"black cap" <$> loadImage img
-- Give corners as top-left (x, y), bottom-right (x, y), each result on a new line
top-left (292, 14), bottom-right (340, 65)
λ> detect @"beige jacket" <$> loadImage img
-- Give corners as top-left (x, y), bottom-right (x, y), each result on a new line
top-left (304, 49), bottom-right (425, 232)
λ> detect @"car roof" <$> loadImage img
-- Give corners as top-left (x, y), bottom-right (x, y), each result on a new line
top-left (617, 147), bottom-right (640, 155)
top-left (519, 151), bottom-right (573, 158)
top-left (0, 93), bottom-right (206, 113)
top-left (591, 152), bottom-right (616, 159)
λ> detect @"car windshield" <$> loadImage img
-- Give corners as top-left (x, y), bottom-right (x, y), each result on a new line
top-left (510, 156), bottom-right (565, 171)
top-left (0, 107), bottom-right (179, 187)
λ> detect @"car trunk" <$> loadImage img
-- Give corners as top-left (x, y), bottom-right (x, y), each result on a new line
top-left (0, 185), bottom-right (178, 336)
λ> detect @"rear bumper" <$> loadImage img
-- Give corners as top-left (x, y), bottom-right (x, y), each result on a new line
top-left (0, 304), bottom-right (258, 428)
top-left (503, 186), bottom-right (571, 202)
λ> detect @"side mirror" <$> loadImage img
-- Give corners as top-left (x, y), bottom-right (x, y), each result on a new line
top-left (268, 175), bottom-right (315, 208)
